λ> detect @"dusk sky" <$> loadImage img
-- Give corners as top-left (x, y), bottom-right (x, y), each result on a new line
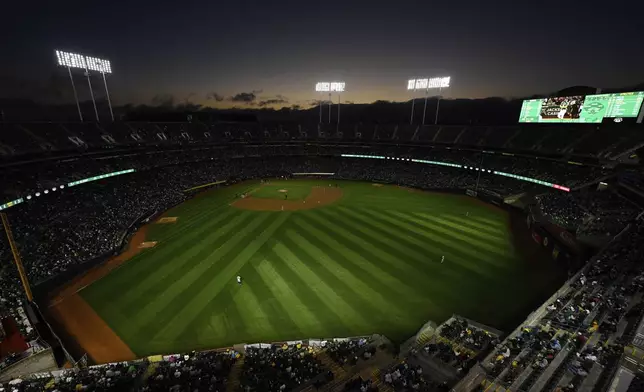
top-left (1, 0), bottom-right (642, 108)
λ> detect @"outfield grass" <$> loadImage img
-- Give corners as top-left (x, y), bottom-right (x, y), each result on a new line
top-left (81, 180), bottom-right (565, 357)
top-left (252, 183), bottom-right (311, 200)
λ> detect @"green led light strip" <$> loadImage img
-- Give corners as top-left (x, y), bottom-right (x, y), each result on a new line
top-left (0, 198), bottom-right (24, 211)
top-left (340, 154), bottom-right (570, 192)
top-left (67, 169), bottom-right (136, 187)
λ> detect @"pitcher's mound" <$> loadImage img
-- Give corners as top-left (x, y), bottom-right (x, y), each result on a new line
top-left (232, 186), bottom-right (342, 211)
top-left (157, 217), bottom-right (178, 223)
top-left (138, 241), bottom-right (158, 249)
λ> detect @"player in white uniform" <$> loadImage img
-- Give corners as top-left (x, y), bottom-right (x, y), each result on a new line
top-left (237, 275), bottom-right (242, 285)
top-left (441, 256), bottom-right (445, 263)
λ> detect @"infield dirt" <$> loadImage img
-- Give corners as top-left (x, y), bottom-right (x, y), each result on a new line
top-left (232, 186), bottom-right (342, 211)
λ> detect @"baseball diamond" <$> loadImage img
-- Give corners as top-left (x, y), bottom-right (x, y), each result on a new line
top-left (52, 180), bottom-right (565, 361)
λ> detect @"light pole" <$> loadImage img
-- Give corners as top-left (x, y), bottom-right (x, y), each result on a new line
top-left (102, 72), bottom-right (114, 121)
top-left (421, 89), bottom-right (429, 125)
top-left (67, 66), bottom-right (83, 122)
top-left (315, 81), bottom-right (346, 126)
top-left (435, 87), bottom-right (444, 125)
top-left (55, 50), bottom-right (113, 122)
top-left (85, 67), bottom-right (99, 122)
top-left (407, 76), bottom-right (451, 125)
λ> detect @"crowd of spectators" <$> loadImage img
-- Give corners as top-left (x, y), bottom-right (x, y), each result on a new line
top-left (438, 318), bottom-right (496, 352)
top-left (536, 188), bottom-right (640, 237)
top-left (326, 338), bottom-right (374, 367)
top-left (142, 350), bottom-right (236, 391)
top-left (382, 360), bottom-right (440, 392)
top-left (484, 216), bottom-right (644, 392)
top-left (0, 361), bottom-right (146, 391)
top-left (239, 345), bottom-right (325, 392)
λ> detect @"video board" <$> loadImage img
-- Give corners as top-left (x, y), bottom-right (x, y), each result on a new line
top-left (518, 91), bottom-right (644, 123)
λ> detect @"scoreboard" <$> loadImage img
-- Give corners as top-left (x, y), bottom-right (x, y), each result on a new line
top-left (518, 91), bottom-right (644, 123)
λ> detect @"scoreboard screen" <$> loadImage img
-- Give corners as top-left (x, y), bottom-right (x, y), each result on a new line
top-left (518, 91), bottom-right (644, 123)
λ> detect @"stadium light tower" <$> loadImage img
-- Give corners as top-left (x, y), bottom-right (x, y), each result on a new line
top-left (407, 76), bottom-right (451, 125)
top-left (315, 81), bottom-right (345, 124)
top-left (55, 50), bottom-right (114, 122)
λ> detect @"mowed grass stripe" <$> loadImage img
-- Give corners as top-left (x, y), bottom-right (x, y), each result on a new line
top-left (312, 208), bottom-right (465, 305)
top-left (84, 202), bottom-right (241, 305)
top-left (114, 210), bottom-right (256, 314)
top-left (271, 241), bottom-right (368, 335)
top-left (291, 219), bottom-right (424, 302)
top-left (230, 276), bottom-right (279, 340)
top-left (286, 226), bottom-right (427, 314)
top-left (172, 254), bottom-right (301, 349)
top-left (303, 211), bottom-right (439, 291)
top-left (130, 212), bottom-right (276, 336)
top-left (152, 212), bottom-right (292, 343)
top-left (411, 213), bottom-right (509, 257)
top-left (418, 214), bottom-right (508, 244)
top-left (335, 206), bottom-right (495, 277)
top-left (282, 231), bottom-right (416, 326)
top-left (265, 242), bottom-right (357, 338)
top-left (233, 255), bottom-right (305, 340)
top-left (253, 257), bottom-right (326, 336)
top-left (148, 185), bottom-right (249, 242)
top-left (381, 210), bottom-right (510, 269)
top-left (443, 214), bottom-right (507, 236)
top-left (347, 207), bottom-right (505, 277)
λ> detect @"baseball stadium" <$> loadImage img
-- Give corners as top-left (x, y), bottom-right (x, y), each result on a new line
top-left (0, 55), bottom-right (643, 392)
top-left (2, 113), bottom-right (644, 392)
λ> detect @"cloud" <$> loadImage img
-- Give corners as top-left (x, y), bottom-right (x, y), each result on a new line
top-left (151, 94), bottom-right (175, 107)
top-left (205, 92), bottom-right (224, 101)
top-left (307, 99), bottom-right (332, 107)
top-left (343, 100), bottom-right (354, 104)
top-left (258, 94), bottom-right (289, 107)
top-left (229, 91), bottom-right (258, 103)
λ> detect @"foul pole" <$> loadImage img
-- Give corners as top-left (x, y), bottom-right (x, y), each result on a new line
top-left (1, 213), bottom-right (33, 302)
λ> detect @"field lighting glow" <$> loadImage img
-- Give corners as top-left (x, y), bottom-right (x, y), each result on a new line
top-left (315, 82), bottom-right (345, 92)
top-left (55, 50), bottom-right (112, 73)
top-left (407, 77), bottom-right (450, 90)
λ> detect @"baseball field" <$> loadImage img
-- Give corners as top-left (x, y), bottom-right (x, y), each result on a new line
top-left (60, 180), bottom-right (565, 360)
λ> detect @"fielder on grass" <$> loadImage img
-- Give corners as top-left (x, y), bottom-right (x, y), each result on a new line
top-left (237, 275), bottom-right (242, 285)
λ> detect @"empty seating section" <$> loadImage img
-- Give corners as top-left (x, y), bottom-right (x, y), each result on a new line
top-left (538, 126), bottom-right (586, 153)
top-left (0, 122), bottom-right (642, 161)
top-left (60, 123), bottom-right (106, 148)
top-left (0, 124), bottom-right (41, 155)
top-left (457, 126), bottom-right (487, 146)
top-left (373, 125), bottom-right (396, 140)
top-left (483, 127), bottom-right (517, 148)
top-left (434, 126), bottom-right (463, 144)
top-left (23, 123), bottom-right (80, 151)
top-left (416, 125), bottom-right (441, 142)
top-left (506, 128), bottom-right (542, 151)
